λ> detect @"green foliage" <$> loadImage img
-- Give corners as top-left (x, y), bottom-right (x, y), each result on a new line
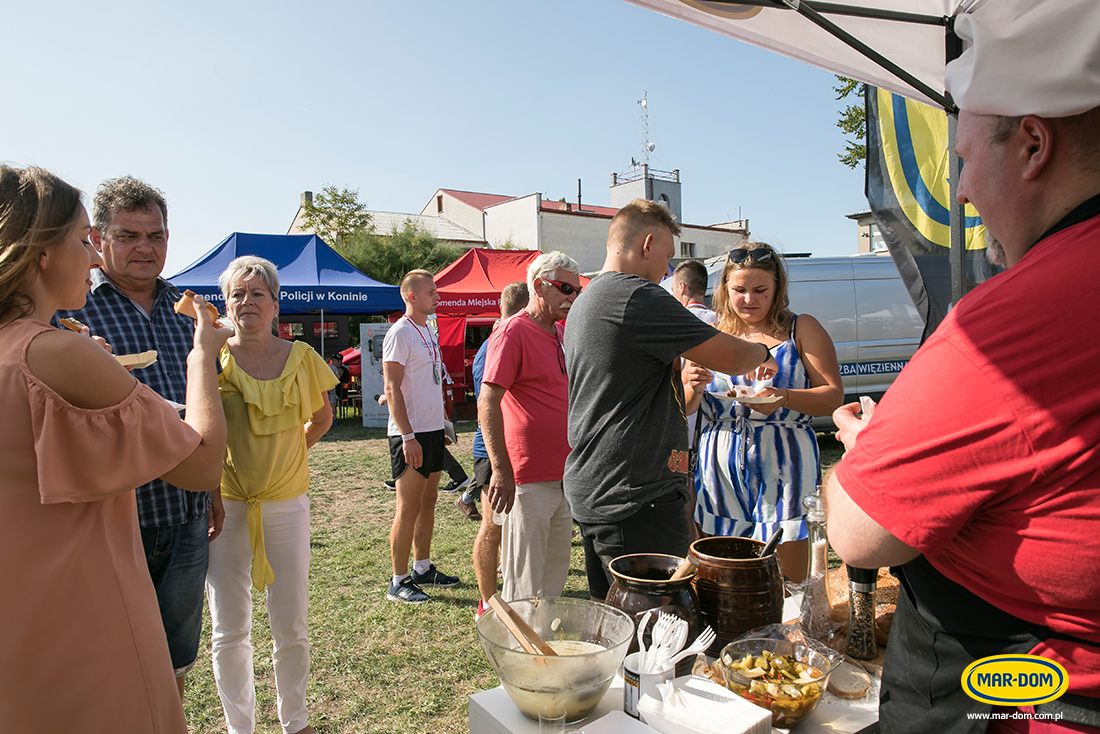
top-left (300, 185), bottom-right (374, 249)
top-left (834, 76), bottom-right (867, 169)
top-left (343, 219), bottom-right (463, 286)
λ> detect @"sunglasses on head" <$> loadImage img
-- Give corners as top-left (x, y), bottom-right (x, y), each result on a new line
top-left (542, 278), bottom-right (582, 296)
top-left (728, 248), bottom-right (774, 265)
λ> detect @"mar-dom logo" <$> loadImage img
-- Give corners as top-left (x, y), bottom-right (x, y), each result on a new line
top-left (961, 655), bottom-right (1068, 706)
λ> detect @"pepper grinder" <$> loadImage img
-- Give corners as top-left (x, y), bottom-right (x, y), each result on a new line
top-left (845, 565), bottom-right (878, 659)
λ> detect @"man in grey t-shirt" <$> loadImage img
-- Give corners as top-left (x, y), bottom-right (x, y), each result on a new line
top-left (564, 198), bottom-right (776, 600)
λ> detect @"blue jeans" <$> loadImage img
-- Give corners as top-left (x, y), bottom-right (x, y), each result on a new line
top-left (141, 514), bottom-right (209, 675)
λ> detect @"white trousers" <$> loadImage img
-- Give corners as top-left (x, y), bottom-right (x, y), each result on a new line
top-left (207, 494), bottom-right (311, 734)
top-left (501, 481), bottom-right (572, 601)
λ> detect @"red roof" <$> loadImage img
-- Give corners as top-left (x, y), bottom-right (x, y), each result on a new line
top-left (538, 200), bottom-right (620, 218)
top-left (439, 189), bottom-right (515, 212)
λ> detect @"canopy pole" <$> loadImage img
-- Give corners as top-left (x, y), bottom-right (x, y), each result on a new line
top-left (320, 308), bottom-right (325, 358)
top-left (778, 0), bottom-right (954, 111)
top-left (946, 16), bottom-right (966, 306)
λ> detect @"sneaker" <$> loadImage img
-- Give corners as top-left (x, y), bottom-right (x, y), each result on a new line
top-left (387, 576), bottom-right (429, 605)
top-left (411, 564), bottom-right (460, 588)
top-left (383, 480), bottom-right (395, 491)
top-left (440, 477), bottom-right (470, 494)
top-left (455, 496), bottom-right (482, 522)
top-left (475, 599), bottom-right (490, 622)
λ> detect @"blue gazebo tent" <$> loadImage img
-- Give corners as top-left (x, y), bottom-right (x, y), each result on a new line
top-left (168, 232), bottom-right (403, 314)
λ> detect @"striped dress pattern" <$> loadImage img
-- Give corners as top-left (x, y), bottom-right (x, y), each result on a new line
top-left (693, 315), bottom-right (819, 542)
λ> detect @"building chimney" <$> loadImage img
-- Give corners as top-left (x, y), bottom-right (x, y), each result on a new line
top-left (577, 179), bottom-right (582, 211)
top-left (301, 191), bottom-right (313, 207)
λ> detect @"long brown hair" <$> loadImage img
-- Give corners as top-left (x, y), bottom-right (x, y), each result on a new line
top-left (712, 241), bottom-right (794, 337)
top-left (0, 166), bottom-right (84, 319)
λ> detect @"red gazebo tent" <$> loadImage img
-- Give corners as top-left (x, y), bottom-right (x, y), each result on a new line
top-left (433, 248), bottom-right (589, 399)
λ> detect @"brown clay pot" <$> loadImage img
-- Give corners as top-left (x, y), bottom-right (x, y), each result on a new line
top-left (689, 537), bottom-right (784, 656)
top-left (605, 554), bottom-right (701, 676)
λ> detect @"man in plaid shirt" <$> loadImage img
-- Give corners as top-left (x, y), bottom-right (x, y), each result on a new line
top-left (56, 176), bottom-right (223, 700)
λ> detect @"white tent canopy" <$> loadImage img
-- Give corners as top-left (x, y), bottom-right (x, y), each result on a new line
top-left (624, 0), bottom-right (971, 109)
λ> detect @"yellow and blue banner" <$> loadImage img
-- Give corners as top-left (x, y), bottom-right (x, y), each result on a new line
top-left (866, 87), bottom-right (1000, 340)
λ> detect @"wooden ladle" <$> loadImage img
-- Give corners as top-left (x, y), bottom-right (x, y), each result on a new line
top-left (488, 594), bottom-right (558, 656)
top-left (668, 556), bottom-right (698, 581)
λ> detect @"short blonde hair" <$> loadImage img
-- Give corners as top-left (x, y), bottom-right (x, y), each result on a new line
top-left (608, 198), bottom-right (681, 253)
top-left (500, 281), bottom-right (529, 318)
top-left (526, 251), bottom-right (580, 295)
top-left (219, 255), bottom-right (280, 301)
top-left (400, 269), bottom-right (434, 303)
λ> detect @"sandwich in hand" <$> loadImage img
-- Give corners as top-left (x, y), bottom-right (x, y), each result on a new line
top-left (174, 290), bottom-right (222, 324)
top-left (59, 317), bottom-right (87, 333)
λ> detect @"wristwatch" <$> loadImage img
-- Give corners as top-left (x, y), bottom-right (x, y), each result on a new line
top-left (761, 342), bottom-right (773, 363)
top-left (401, 432), bottom-right (415, 442)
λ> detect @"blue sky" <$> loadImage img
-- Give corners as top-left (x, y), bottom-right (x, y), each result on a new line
top-left (4, 0), bottom-right (867, 275)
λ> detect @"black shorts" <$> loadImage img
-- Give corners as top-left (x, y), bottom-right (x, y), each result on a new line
top-left (460, 456), bottom-right (492, 502)
top-left (473, 456), bottom-right (492, 488)
top-left (388, 429), bottom-right (446, 480)
top-left (576, 490), bottom-right (690, 600)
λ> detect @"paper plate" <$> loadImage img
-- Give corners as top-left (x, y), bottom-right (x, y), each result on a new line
top-left (116, 350), bottom-right (158, 369)
top-left (705, 390), bottom-right (783, 405)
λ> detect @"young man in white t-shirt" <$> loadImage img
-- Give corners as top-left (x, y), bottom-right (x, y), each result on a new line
top-left (382, 270), bottom-right (460, 604)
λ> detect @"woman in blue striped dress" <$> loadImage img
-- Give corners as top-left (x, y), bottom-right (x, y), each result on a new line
top-left (686, 243), bottom-right (842, 582)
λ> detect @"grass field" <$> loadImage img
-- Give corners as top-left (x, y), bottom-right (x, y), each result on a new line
top-left (182, 418), bottom-right (845, 733)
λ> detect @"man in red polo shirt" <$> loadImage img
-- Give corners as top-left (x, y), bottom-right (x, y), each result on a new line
top-left (479, 251), bottom-right (580, 601)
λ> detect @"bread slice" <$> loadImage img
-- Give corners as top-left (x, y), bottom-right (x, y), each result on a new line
top-left (174, 290), bottom-right (221, 323)
top-left (830, 661), bottom-right (872, 699)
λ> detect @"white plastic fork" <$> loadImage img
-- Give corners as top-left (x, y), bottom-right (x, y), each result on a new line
top-left (645, 613), bottom-right (687, 673)
top-left (666, 626), bottom-right (717, 669)
top-left (636, 610), bottom-right (652, 663)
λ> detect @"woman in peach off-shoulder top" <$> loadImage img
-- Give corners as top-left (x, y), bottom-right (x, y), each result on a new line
top-left (0, 166), bottom-right (231, 733)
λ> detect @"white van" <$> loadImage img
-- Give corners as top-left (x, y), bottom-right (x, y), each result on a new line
top-left (694, 253), bottom-right (924, 428)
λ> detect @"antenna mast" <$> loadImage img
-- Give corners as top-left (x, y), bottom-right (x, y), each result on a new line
top-left (637, 87), bottom-right (654, 165)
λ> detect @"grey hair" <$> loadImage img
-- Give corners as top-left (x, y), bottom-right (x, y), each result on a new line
top-left (219, 255), bottom-right (280, 302)
top-left (93, 176), bottom-right (168, 233)
top-left (526, 250), bottom-right (580, 295)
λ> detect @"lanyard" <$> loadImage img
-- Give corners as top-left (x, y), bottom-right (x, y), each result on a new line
top-left (406, 317), bottom-right (439, 379)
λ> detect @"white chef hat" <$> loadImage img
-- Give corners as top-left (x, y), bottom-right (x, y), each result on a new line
top-left (945, 0), bottom-right (1100, 117)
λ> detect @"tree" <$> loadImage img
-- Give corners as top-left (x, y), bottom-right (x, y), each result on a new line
top-left (299, 185), bottom-right (374, 249)
top-left (343, 219), bottom-right (463, 285)
top-left (835, 76), bottom-right (867, 169)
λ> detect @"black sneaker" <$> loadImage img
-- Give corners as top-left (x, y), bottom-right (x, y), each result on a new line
top-left (387, 576), bottom-right (429, 605)
top-left (411, 564), bottom-right (460, 588)
top-left (383, 480), bottom-right (396, 491)
top-left (440, 477), bottom-right (470, 494)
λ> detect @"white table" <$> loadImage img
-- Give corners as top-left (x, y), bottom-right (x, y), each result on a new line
top-left (469, 596), bottom-right (879, 734)
top-left (469, 677), bottom-right (641, 734)
top-left (469, 680), bottom-right (877, 734)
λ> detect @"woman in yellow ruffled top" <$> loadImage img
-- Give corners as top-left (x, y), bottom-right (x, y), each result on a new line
top-left (206, 255), bottom-right (336, 734)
